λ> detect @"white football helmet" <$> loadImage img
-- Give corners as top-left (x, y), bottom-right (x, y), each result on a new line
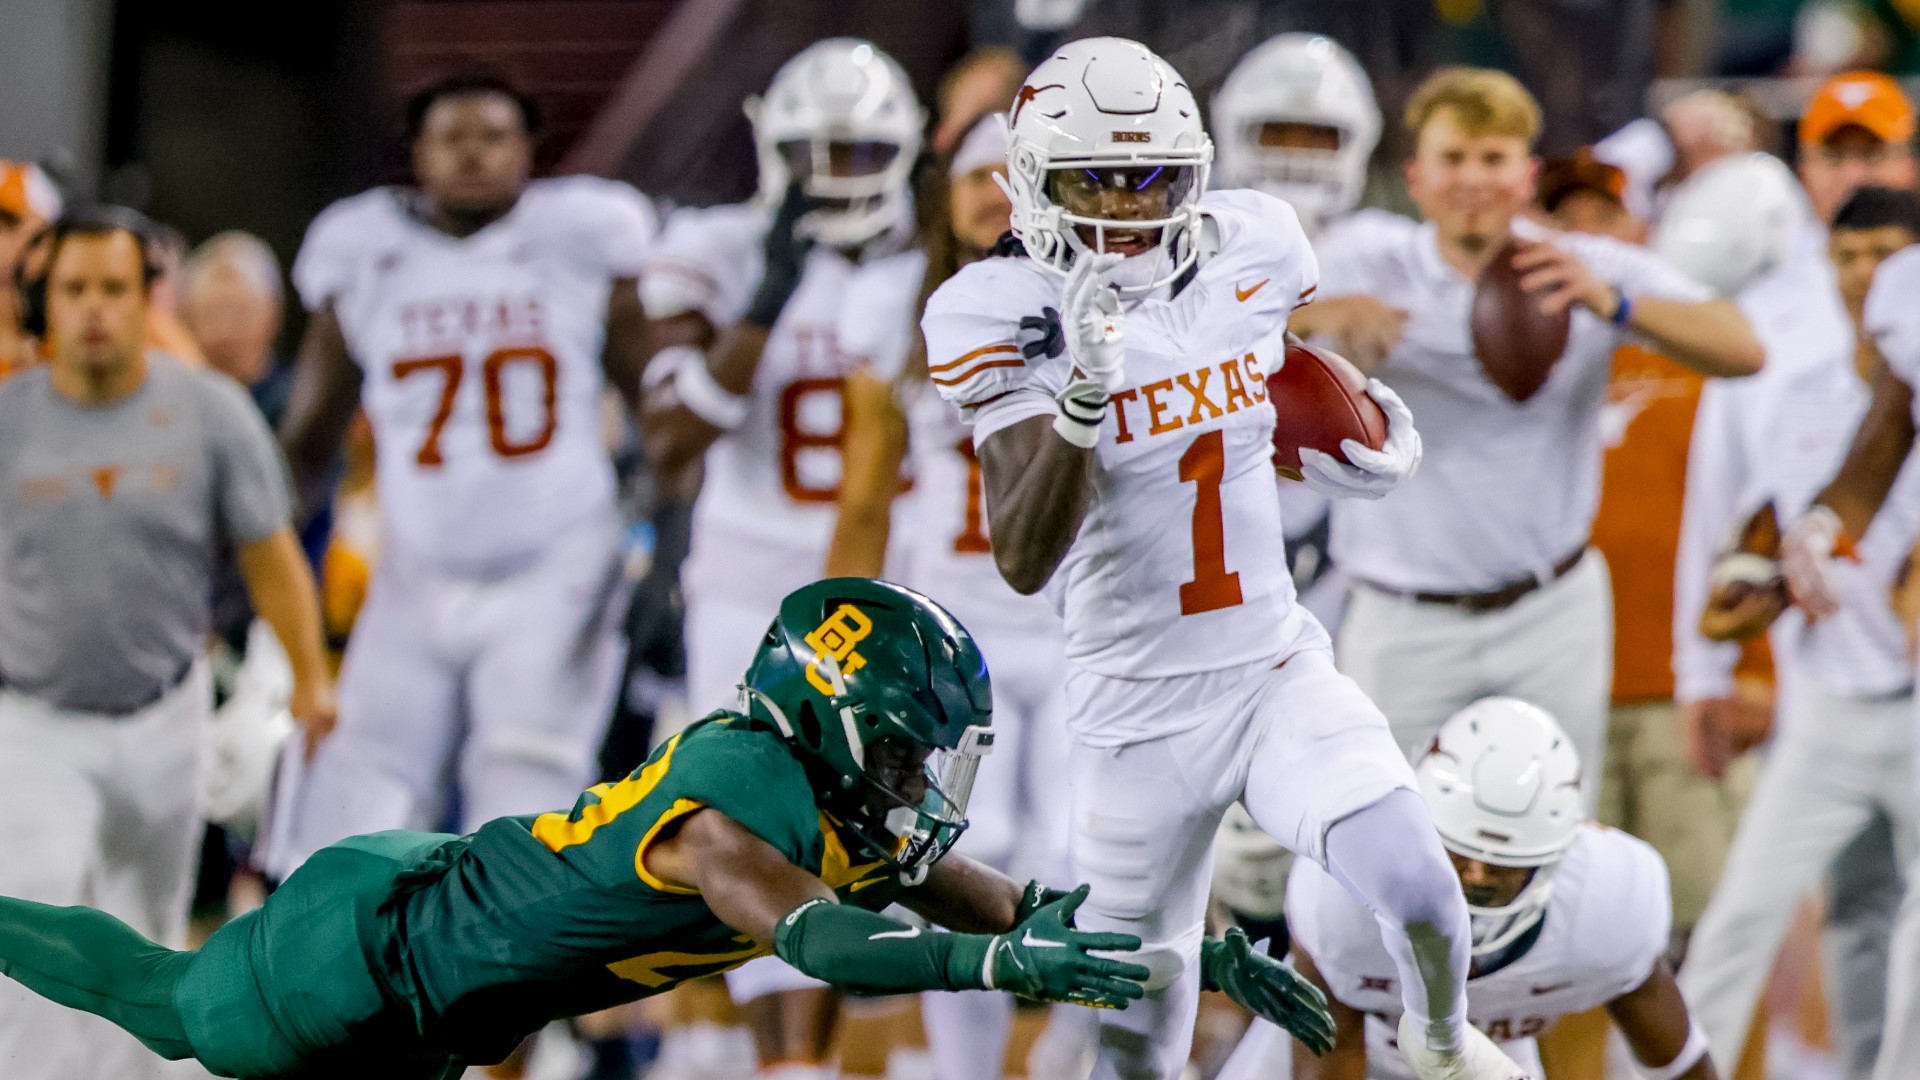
top-left (1004, 37), bottom-right (1212, 297)
top-left (1651, 152), bottom-right (1808, 297)
top-left (1211, 33), bottom-right (1380, 231)
top-left (747, 38), bottom-right (925, 249)
top-left (1416, 697), bottom-right (1584, 957)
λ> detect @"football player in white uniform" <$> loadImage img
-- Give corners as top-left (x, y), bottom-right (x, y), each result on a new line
top-left (926, 37), bottom-right (1523, 1080)
top-left (1223, 699), bottom-right (1715, 1080)
top-left (824, 111), bottom-right (1090, 1080)
top-left (637, 39), bottom-right (927, 1077)
top-left (271, 72), bottom-right (656, 873)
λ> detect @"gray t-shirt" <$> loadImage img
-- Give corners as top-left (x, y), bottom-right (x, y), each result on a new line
top-left (0, 354), bottom-right (292, 713)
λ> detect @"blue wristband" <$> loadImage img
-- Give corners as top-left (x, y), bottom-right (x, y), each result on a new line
top-left (1610, 288), bottom-right (1632, 327)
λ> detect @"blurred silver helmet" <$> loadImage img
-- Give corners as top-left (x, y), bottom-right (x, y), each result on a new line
top-left (1212, 33), bottom-right (1380, 232)
top-left (1652, 152), bottom-right (1808, 297)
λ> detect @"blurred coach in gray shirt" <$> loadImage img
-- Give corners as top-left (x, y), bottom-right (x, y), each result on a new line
top-left (0, 208), bottom-right (334, 1080)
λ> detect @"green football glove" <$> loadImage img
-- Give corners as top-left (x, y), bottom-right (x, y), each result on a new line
top-left (1201, 927), bottom-right (1337, 1056)
top-left (1012, 880), bottom-right (1075, 926)
top-left (984, 884), bottom-right (1149, 1009)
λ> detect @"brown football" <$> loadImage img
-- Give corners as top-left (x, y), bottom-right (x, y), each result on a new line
top-left (1270, 340), bottom-right (1390, 481)
top-left (1471, 239), bottom-right (1571, 402)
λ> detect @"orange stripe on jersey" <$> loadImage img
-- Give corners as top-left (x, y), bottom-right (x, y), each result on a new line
top-left (931, 358), bottom-right (1025, 387)
top-left (1297, 285), bottom-right (1317, 304)
top-left (929, 343), bottom-right (1019, 374)
top-left (644, 261), bottom-right (720, 296)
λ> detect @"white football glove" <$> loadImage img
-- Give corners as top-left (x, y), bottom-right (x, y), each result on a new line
top-left (1782, 505), bottom-right (1847, 620)
top-left (1298, 379), bottom-right (1422, 500)
top-left (1062, 251), bottom-right (1127, 394)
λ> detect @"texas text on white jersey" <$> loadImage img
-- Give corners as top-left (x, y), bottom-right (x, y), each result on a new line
top-left (923, 189), bottom-right (1319, 681)
top-left (835, 252), bottom-right (1058, 636)
top-left (1289, 825), bottom-right (1671, 1079)
top-left (642, 202), bottom-right (927, 597)
top-left (292, 176), bottom-right (655, 572)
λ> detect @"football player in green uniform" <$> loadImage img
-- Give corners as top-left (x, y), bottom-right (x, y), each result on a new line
top-left (0, 578), bottom-right (1334, 1078)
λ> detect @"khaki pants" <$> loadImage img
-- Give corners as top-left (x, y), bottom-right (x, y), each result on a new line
top-left (1596, 700), bottom-right (1753, 933)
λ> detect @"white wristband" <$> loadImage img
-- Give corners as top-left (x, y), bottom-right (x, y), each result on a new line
top-left (1052, 408), bottom-right (1103, 449)
top-left (659, 344), bottom-right (750, 431)
top-left (981, 936), bottom-right (1001, 990)
top-left (1640, 1020), bottom-right (1708, 1080)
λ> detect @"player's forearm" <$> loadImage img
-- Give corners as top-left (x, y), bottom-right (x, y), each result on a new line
top-left (236, 529), bottom-right (331, 691)
top-left (774, 898), bottom-right (994, 995)
top-left (977, 415), bottom-right (1094, 594)
top-left (1816, 359), bottom-right (1917, 538)
top-left (898, 854), bottom-right (1025, 934)
top-left (600, 277), bottom-right (649, 417)
top-left (640, 325), bottom-right (773, 472)
top-left (279, 312), bottom-right (363, 522)
top-left (1631, 298), bottom-right (1763, 378)
top-left (1607, 966), bottom-right (1717, 1080)
top-left (825, 372), bottom-right (907, 578)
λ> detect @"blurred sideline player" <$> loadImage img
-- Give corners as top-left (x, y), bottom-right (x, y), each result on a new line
top-left (825, 111), bottom-right (1086, 1080)
top-left (1217, 699), bottom-right (1715, 1080)
top-left (1290, 67), bottom-right (1763, 789)
top-left (638, 39), bottom-right (925, 1079)
top-left (0, 160), bottom-right (62, 377)
top-left (1671, 73), bottom-right (1920, 1079)
top-left (926, 36), bottom-right (1524, 1080)
top-left (270, 72), bottom-right (656, 876)
top-left (1676, 184), bottom-right (1920, 1080)
top-left (1542, 151), bottom-right (1773, 1080)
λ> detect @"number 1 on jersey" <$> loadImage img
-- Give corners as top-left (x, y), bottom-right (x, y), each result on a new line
top-left (1178, 429), bottom-right (1244, 615)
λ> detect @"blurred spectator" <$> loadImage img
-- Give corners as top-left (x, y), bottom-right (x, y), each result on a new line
top-left (142, 222), bottom-right (206, 366)
top-left (1799, 71), bottom-right (1918, 219)
top-left (931, 46), bottom-right (1027, 154)
top-left (181, 232), bottom-right (289, 412)
top-left (0, 161), bottom-right (62, 378)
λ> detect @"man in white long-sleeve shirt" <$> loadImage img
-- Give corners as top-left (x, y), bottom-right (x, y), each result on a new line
top-left (1674, 186), bottom-right (1920, 1078)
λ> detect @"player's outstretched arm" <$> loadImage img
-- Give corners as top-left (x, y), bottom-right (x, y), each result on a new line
top-left (976, 415), bottom-right (1095, 594)
top-left (1817, 355), bottom-right (1917, 542)
top-left (278, 303), bottom-right (364, 523)
top-left (1288, 944), bottom-right (1367, 1080)
top-left (1605, 962), bottom-right (1717, 1080)
top-left (825, 369), bottom-right (909, 578)
top-left (645, 808), bottom-right (1147, 1005)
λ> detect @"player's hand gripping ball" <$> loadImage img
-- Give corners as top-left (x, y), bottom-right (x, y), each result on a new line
top-left (1269, 340), bottom-right (1390, 481)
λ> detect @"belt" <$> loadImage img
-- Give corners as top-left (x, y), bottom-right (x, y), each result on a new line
top-left (0, 657), bottom-right (195, 718)
top-left (1366, 548), bottom-right (1588, 614)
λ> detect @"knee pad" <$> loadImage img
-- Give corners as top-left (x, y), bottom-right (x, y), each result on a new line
top-left (1126, 936), bottom-right (1200, 992)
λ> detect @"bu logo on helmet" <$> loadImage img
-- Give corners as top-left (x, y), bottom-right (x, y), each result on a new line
top-left (805, 604), bottom-right (875, 695)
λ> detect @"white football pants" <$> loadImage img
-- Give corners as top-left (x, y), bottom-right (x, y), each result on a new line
top-left (0, 666), bottom-right (212, 1080)
top-left (1338, 550), bottom-right (1612, 812)
top-left (1064, 646), bottom-right (1466, 1080)
top-left (268, 510), bottom-right (627, 876)
top-left (1678, 680), bottom-right (1917, 1076)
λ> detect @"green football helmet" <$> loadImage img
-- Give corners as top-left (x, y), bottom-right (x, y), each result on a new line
top-left (739, 577), bottom-right (994, 884)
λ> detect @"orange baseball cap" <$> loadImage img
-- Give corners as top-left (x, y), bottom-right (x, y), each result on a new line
top-left (1801, 71), bottom-right (1916, 147)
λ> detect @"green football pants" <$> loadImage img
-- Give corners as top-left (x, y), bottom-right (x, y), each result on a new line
top-left (0, 831), bottom-right (462, 1080)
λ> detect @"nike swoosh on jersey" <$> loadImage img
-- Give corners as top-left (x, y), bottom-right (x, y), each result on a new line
top-left (868, 926), bottom-right (922, 941)
top-left (1235, 279), bottom-right (1270, 302)
top-left (1021, 930), bottom-right (1067, 948)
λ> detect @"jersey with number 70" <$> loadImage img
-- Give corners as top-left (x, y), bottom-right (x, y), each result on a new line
top-left (292, 177), bottom-right (656, 572)
top-left (924, 189), bottom-right (1320, 685)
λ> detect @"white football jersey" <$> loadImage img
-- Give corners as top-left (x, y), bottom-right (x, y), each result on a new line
top-left (1289, 826), bottom-right (1671, 1079)
top-left (293, 177), bottom-right (655, 572)
top-left (924, 189), bottom-right (1319, 680)
top-left (836, 253), bottom-right (1058, 636)
top-left (1316, 215), bottom-right (1714, 593)
top-left (644, 203), bottom-right (925, 592)
top-left (1865, 244), bottom-right (1920, 425)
